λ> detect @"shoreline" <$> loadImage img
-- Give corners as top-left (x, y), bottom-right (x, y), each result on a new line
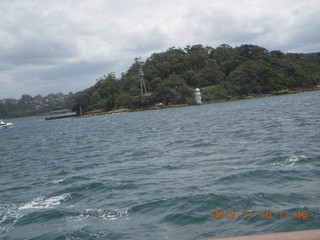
top-left (74, 86), bottom-right (320, 119)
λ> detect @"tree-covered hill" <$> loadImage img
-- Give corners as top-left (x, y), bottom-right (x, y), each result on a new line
top-left (2, 44), bottom-right (319, 119)
top-left (72, 44), bottom-right (320, 114)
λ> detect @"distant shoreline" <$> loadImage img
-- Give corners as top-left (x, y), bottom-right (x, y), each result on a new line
top-left (74, 86), bottom-right (320, 119)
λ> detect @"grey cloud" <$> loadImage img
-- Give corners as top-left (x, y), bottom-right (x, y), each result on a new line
top-left (7, 60), bottom-right (118, 98)
top-left (124, 27), bottom-right (169, 54)
top-left (287, 11), bottom-right (320, 52)
top-left (0, 4), bottom-right (80, 66)
top-left (35, 60), bottom-right (118, 81)
top-left (1, 38), bottom-right (78, 66)
top-left (1, 0), bottom-right (319, 99)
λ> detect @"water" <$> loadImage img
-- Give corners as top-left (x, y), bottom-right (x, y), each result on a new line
top-left (1, 91), bottom-right (319, 240)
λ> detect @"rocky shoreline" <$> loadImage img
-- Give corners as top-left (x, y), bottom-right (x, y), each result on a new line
top-left (46, 86), bottom-right (320, 120)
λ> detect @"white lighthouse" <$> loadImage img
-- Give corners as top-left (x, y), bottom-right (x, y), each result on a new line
top-left (195, 88), bottom-right (202, 104)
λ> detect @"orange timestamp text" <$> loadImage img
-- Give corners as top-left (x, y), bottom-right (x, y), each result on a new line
top-left (211, 210), bottom-right (308, 220)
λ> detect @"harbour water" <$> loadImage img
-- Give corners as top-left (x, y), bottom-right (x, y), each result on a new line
top-left (0, 91), bottom-right (319, 240)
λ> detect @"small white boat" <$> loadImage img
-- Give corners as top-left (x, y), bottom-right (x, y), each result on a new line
top-left (0, 119), bottom-right (14, 128)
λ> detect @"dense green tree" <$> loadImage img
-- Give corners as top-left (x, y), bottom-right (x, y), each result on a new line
top-left (20, 94), bottom-right (33, 104)
top-left (70, 44), bottom-right (319, 113)
top-left (0, 104), bottom-right (8, 118)
top-left (235, 44), bottom-right (269, 60)
top-left (3, 43), bottom-right (319, 118)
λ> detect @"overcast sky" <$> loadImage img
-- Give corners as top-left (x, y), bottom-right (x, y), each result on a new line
top-left (1, 0), bottom-right (319, 99)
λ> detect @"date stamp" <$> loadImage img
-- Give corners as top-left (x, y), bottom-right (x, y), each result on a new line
top-left (211, 210), bottom-right (308, 220)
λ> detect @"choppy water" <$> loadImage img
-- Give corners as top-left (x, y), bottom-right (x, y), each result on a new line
top-left (1, 91), bottom-right (320, 240)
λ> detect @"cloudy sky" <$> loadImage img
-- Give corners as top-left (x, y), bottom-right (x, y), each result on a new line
top-left (0, 0), bottom-right (319, 99)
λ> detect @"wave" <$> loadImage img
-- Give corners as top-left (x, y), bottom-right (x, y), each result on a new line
top-left (1, 195), bottom-right (128, 236)
top-left (50, 178), bottom-right (65, 184)
top-left (272, 155), bottom-right (308, 167)
top-left (65, 208), bottom-right (130, 223)
top-left (162, 212), bottom-right (207, 226)
top-left (130, 193), bottom-right (257, 218)
top-left (0, 194), bottom-right (71, 234)
top-left (0, 204), bottom-right (25, 234)
top-left (19, 193), bottom-right (71, 209)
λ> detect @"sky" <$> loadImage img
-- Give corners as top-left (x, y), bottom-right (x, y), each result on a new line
top-left (0, 0), bottom-right (319, 99)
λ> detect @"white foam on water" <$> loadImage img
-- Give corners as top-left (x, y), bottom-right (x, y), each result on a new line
top-left (51, 179), bottom-right (65, 184)
top-left (18, 193), bottom-right (71, 209)
top-left (0, 204), bottom-right (25, 234)
top-left (285, 155), bottom-right (299, 166)
top-left (272, 155), bottom-right (307, 167)
top-left (65, 208), bottom-right (130, 223)
top-left (65, 225), bottom-right (107, 240)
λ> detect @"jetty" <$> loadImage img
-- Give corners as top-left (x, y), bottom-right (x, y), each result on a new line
top-left (45, 113), bottom-right (78, 120)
